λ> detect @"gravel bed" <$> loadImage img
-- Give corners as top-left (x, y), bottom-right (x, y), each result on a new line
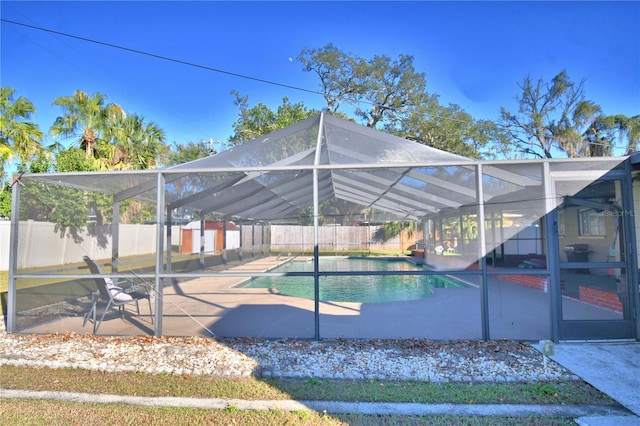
top-left (0, 319), bottom-right (578, 383)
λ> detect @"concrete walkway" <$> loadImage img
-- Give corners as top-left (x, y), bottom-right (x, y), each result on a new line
top-left (0, 388), bottom-right (632, 419)
top-left (546, 342), bottom-right (640, 425)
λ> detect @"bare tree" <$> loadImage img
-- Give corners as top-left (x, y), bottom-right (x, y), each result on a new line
top-left (500, 70), bottom-right (589, 158)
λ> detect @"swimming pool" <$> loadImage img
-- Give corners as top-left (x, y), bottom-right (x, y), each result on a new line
top-left (235, 257), bottom-right (468, 303)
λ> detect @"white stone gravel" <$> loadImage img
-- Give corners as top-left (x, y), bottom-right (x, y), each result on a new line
top-left (0, 321), bottom-right (579, 383)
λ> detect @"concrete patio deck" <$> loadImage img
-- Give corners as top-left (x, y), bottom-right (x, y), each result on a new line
top-left (18, 256), bottom-right (623, 341)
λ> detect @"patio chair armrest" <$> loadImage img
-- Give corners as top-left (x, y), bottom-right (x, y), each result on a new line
top-left (121, 282), bottom-right (152, 300)
top-left (113, 278), bottom-right (149, 295)
top-left (130, 281), bottom-right (151, 294)
top-left (113, 277), bottom-right (135, 287)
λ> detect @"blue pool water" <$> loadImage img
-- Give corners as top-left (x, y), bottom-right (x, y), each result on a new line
top-left (235, 257), bottom-right (467, 303)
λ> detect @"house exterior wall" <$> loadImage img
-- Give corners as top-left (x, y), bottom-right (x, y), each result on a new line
top-left (559, 205), bottom-right (619, 265)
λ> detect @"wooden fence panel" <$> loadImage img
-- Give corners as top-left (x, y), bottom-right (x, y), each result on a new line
top-left (270, 225), bottom-right (417, 253)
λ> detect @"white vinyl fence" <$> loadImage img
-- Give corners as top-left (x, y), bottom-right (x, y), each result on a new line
top-left (0, 221), bottom-right (180, 270)
top-left (0, 221), bottom-right (9, 270)
top-left (1, 221), bottom-right (418, 271)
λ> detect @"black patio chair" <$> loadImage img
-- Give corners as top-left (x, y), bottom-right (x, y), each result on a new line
top-left (82, 256), bottom-right (153, 334)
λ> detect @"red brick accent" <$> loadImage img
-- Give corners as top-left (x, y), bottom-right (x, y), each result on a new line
top-left (496, 274), bottom-right (548, 291)
top-left (410, 251), bottom-right (549, 291)
top-left (579, 286), bottom-right (623, 313)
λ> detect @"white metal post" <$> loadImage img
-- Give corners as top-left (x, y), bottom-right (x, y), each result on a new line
top-left (313, 113), bottom-right (325, 340)
top-left (6, 177), bottom-right (21, 333)
top-left (154, 172), bottom-right (166, 336)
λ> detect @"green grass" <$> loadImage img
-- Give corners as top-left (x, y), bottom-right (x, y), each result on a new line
top-left (0, 399), bottom-right (345, 426)
top-left (0, 251), bottom-right (195, 294)
top-left (0, 270), bottom-right (7, 293)
top-left (0, 399), bottom-right (577, 425)
top-left (0, 365), bottom-right (602, 425)
top-left (0, 365), bottom-right (614, 406)
top-left (269, 378), bottom-right (611, 405)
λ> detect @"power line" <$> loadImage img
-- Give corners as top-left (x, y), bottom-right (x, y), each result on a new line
top-left (1, 18), bottom-right (324, 97)
top-left (2, 6), bottom-right (222, 142)
top-left (0, 17), bottom-right (487, 123)
top-left (1, 17), bottom-right (495, 127)
top-left (4, 18), bottom-right (631, 156)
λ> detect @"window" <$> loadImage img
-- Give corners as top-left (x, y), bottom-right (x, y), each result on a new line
top-left (578, 208), bottom-right (605, 236)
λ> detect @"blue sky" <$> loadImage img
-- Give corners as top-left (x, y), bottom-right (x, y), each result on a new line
top-left (1, 1), bottom-right (639, 155)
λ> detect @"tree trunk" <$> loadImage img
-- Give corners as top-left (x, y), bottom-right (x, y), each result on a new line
top-left (84, 128), bottom-right (95, 158)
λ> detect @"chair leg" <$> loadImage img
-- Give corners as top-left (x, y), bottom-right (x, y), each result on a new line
top-left (134, 300), bottom-right (140, 317)
top-left (147, 297), bottom-right (154, 324)
top-left (83, 292), bottom-right (98, 328)
top-left (90, 295), bottom-right (153, 334)
top-left (93, 309), bottom-right (99, 334)
top-left (94, 300), bottom-right (113, 334)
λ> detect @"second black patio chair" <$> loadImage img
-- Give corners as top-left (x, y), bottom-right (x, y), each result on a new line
top-left (82, 256), bottom-right (153, 334)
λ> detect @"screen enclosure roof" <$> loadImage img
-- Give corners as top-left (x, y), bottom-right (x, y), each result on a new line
top-left (22, 113), bottom-right (628, 223)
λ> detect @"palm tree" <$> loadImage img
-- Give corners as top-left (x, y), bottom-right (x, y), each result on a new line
top-left (50, 90), bottom-right (124, 163)
top-left (107, 113), bottom-right (167, 170)
top-left (0, 87), bottom-right (44, 181)
top-left (372, 221), bottom-right (415, 243)
top-left (576, 112), bottom-right (640, 157)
